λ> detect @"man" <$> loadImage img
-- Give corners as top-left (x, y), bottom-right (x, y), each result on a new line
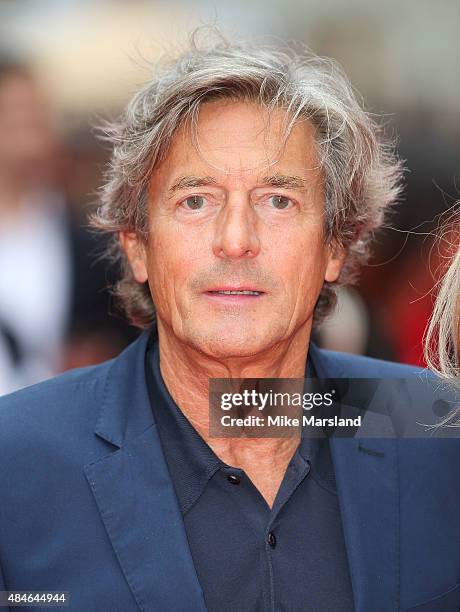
top-left (1, 38), bottom-right (460, 612)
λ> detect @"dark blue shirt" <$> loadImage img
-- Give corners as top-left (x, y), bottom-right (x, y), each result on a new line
top-left (145, 338), bottom-right (355, 611)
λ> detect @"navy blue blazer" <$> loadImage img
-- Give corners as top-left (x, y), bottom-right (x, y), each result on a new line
top-left (0, 331), bottom-right (460, 611)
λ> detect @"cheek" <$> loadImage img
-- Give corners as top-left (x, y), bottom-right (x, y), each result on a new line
top-left (147, 227), bottom-right (204, 301)
top-left (266, 227), bottom-right (327, 293)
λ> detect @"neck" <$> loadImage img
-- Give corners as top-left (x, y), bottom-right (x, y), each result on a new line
top-left (156, 320), bottom-right (312, 508)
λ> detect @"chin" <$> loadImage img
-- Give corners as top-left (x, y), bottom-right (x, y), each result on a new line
top-left (184, 324), bottom-right (283, 360)
top-left (200, 341), bottom-right (266, 359)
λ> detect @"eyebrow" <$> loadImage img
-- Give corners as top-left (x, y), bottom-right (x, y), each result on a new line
top-left (260, 174), bottom-right (308, 190)
top-left (167, 173), bottom-right (308, 195)
top-left (168, 175), bottom-right (218, 194)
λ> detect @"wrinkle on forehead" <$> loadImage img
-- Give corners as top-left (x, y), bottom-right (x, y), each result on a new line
top-left (150, 99), bottom-right (323, 195)
top-left (183, 100), bottom-right (304, 175)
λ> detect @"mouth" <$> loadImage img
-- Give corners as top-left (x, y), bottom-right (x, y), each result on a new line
top-left (207, 289), bottom-right (263, 296)
top-left (203, 287), bottom-right (266, 302)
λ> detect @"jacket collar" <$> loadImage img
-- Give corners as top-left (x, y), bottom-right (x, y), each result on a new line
top-left (94, 330), bottom-right (154, 448)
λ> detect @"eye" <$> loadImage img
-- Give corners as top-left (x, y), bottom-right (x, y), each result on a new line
top-left (182, 195), bottom-right (205, 210)
top-left (269, 195), bottom-right (293, 210)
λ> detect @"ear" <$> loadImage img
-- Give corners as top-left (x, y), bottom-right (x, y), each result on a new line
top-left (119, 231), bottom-right (148, 283)
top-left (325, 241), bottom-right (347, 283)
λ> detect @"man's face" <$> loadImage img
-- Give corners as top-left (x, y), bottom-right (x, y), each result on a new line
top-left (122, 100), bottom-right (344, 358)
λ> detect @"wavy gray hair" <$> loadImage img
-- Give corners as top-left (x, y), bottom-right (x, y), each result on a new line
top-left (91, 33), bottom-right (404, 329)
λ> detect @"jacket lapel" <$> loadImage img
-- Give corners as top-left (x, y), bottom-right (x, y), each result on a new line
top-left (309, 344), bottom-right (399, 612)
top-left (83, 331), bottom-right (208, 612)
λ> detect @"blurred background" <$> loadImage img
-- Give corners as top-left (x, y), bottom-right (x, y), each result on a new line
top-left (0, 0), bottom-right (459, 394)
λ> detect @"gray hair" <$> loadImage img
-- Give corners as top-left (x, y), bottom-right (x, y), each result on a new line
top-left (91, 33), bottom-right (404, 329)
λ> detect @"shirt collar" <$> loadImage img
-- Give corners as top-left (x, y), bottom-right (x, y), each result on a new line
top-left (145, 333), bottom-right (333, 515)
top-left (146, 338), bottom-right (226, 515)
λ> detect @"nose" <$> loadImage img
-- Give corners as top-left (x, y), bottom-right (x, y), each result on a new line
top-left (212, 197), bottom-right (261, 260)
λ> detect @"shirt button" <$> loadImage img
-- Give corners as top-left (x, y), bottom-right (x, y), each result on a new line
top-left (227, 474), bottom-right (241, 485)
top-left (267, 531), bottom-right (277, 548)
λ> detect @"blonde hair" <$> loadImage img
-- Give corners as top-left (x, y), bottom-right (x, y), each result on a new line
top-left (425, 231), bottom-right (460, 379)
top-left (424, 211), bottom-right (460, 426)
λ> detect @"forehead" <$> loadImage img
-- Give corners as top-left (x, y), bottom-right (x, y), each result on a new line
top-left (150, 100), bottom-right (321, 187)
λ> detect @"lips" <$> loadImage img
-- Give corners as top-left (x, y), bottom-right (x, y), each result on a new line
top-left (203, 286), bottom-right (266, 303)
top-left (204, 285), bottom-right (265, 296)
top-left (207, 289), bottom-right (262, 296)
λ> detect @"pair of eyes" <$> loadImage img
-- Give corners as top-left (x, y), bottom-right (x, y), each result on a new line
top-left (180, 194), bottom-right (294, 211)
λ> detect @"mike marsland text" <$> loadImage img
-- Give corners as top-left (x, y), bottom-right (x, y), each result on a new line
top-left (220, 415), bottom-right (362, 427)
